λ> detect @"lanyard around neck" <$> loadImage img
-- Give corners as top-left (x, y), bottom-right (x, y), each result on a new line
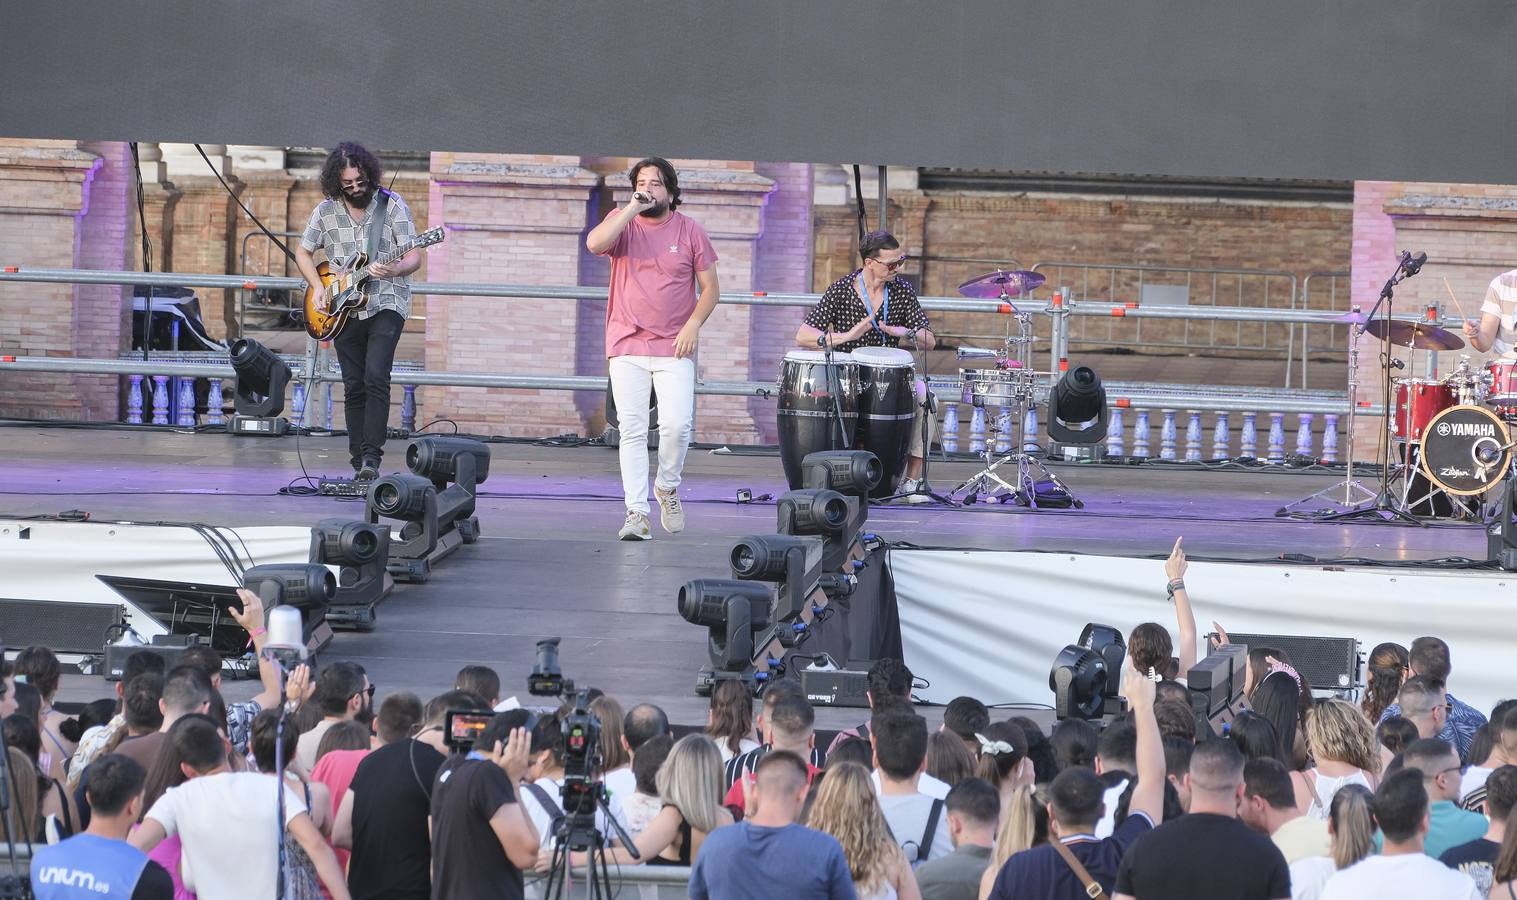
top-left (857, 273), bottom-right (889, 325)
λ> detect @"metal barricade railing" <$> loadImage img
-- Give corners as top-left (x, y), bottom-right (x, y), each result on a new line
top-left (4, 264), bottom-right (1459, 461)
top-left (1028, 260), bottom-right (1301, 378)
top-left (237, 230), bottom-right (305, 333)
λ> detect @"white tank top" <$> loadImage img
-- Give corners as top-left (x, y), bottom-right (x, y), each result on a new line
top-left (1305, 768), bottom-right (1373, 820)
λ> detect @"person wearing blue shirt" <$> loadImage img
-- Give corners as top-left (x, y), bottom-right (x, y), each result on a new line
top-left (689, 751), bottom-right (855, 900)
top-left (31, 753), bottom-right (172, 899)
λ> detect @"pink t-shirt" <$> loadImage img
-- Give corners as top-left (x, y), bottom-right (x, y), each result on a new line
top-left (600, 210), bottom-right (718, 358)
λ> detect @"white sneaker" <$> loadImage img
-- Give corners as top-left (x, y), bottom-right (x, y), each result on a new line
top-left (617, 510), bottom-right (652, 541)
top-left (654, 486), bottom-right (686, 533)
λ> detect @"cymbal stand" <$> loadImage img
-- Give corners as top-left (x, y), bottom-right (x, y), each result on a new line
top-left (1319, 256), bottom-right (1424, 524)
top-left (949, 298), bottom-right (1083, 508)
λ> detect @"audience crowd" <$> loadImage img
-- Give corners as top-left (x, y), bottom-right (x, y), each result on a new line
top-left (13, 539), bottom-right (1517, 900)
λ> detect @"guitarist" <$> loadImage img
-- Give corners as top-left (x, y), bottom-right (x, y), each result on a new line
top-left (295, 142), bottom-right (421, 479)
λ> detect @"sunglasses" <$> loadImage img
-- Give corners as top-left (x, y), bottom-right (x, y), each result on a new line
top-left (351, 684), bottom-right (377, 701)
top-left (341, 178), bottom-right (368, 190)
top-left (871, 255), bottom-right (908, 271)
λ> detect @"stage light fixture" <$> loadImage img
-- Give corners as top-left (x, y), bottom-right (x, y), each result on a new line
top-left (240, 563), bottom-right (336, 656)
top-left (367, 473), bottom-right (440, 582)
top-left (1047, 365), bottom-right (1109, 459)
top-left (228, 338), bottom-right (292, 436)
top-left (310, 518), bottom-right (392, 631)
top-left (730, 534), bottom-right (825, 643)
top-left (1049, 645), bottom-right (1110, 720)
top-left (407, 436), bottom-right (492, 488)
top-left (800, 450), bottom-right (883, 498)
top-left (678, 578), bottom-right (773, 683)
top-left (1078, 623), bottom-right (1127, 699)
top-left (406, 436), bottom-right (489, 544)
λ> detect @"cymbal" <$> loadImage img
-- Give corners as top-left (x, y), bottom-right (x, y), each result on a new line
top-left (1335, 310), bottom-right (1369, 326)
top-left (1365, 318), bottom-right (1465, 351)
top-left (958, 269), bottom-right (1046, 299)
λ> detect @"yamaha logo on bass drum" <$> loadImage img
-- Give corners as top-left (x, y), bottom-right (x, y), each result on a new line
top-left (1436, 421), bottom-right (1497, 437)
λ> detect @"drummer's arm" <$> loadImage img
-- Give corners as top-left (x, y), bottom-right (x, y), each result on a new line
top-left (1468, 311), bottom-right (1501, 354)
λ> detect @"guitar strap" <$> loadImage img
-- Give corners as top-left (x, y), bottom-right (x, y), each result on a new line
top-left (366, 188), bottom-right (392, 267)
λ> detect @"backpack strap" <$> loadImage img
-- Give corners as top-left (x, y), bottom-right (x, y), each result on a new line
top-left (523, 781), bottom-right (565, 834)
top-left (1052, 839), bottom-right (1110, 900)
top-left (917, 798), bottom-right (944, 861)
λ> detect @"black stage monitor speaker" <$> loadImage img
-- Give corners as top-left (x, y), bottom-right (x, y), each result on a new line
top-left (1224, 632), bottom-right (1361, 693)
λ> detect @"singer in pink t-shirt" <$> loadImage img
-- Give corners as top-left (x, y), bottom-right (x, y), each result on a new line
top-left (586, 157), bottom-right (721, 541)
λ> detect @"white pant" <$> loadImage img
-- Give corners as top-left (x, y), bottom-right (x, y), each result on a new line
top-left (609, 355), bottom-right (696, 515)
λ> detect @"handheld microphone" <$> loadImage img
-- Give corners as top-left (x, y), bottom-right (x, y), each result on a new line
top-left (632, 191), bottom-right (653, 205)
top-left (1401, 251), bottom-right (1428, 277)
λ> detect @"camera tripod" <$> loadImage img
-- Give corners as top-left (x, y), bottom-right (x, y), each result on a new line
top-left (539, 790), bottom-right (639, 900)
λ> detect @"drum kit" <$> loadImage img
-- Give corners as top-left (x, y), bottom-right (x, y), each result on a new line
top-left (1309, 307), bottom-right (1517, 520)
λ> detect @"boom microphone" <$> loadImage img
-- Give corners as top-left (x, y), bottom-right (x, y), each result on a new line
top-left (1401, 251), bottom-right (1428, 277)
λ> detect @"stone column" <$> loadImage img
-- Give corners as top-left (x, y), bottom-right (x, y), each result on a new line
top-left (0, 140), bottom-right (132, 419)
top-left (425, 153), bottom-right (600, 436)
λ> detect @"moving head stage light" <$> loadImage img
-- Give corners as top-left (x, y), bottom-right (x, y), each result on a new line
top-left (240, 563), bottom-right (337, 656)
top-left (779, 449), bottom-right (880, 571)
top-left (228, 338), bottom-right (292, 436)
top-left (1046, 365), bottom-right (1109, 460)
top-left (679, 578), bottom-right (772, 694)
top-left (366, 437), bottom-right (491, 582)
top-left (309, 518), bottom-right (392, 630)
top-left (1049, 623), bottom-right (1127, 721)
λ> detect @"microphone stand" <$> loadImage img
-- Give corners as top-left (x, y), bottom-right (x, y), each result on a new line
top-left (821, 317), bottom-right (852, 452)
top-left (1327, 253), bottom-right (1423, 525)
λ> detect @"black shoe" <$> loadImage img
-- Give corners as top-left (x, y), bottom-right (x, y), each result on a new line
top-left (356, 460), bottom-right (379, 480)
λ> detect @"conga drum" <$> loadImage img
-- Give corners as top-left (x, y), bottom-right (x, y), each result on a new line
top-left (852, 346), bottom-right (917, 499)
top-left (777, 350), bottom-right (859, 489)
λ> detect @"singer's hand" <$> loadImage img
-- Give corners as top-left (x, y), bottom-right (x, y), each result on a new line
top-left (626, 192), bottom-right (655, 216)
top-left (285, 663), bottom-right (312, 707)
top-left (674, 320), bottom-right (700, 358)
top-left (230, 588), bottom-right (266, 635)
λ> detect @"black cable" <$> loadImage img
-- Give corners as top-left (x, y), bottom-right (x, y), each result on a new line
top-left (128, 142), bottom-right (154, 364)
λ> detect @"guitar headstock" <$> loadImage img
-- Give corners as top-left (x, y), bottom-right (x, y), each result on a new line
top-left (413, 226), bottom-right (445, 249)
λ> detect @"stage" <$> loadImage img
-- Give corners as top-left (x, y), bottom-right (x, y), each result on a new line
top-left (1, 422), bottom-right (1501, 727)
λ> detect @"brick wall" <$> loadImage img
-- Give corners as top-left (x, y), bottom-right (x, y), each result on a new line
top-left (0, 140), bottom-right (130, 419)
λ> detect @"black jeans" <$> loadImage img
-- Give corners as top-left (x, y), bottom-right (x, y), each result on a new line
top-left (333, 309), bottom-right (404, 468)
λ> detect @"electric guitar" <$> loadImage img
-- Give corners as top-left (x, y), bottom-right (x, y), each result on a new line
top-left (303, 226), bottom-right (445, 340)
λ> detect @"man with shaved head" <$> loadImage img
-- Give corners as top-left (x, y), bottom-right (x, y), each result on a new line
top-left (689, 751), bottom-right (854, 900)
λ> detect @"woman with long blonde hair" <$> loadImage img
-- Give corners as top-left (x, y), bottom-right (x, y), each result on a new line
top-left (806, 762), bottom-right (921, 900)
top-left (1297, 699), bottom-right (1379, 819)
top-left (978, 783), bottom-right (1048, 900)
top-left (540, 732), bottom-right (733, 870)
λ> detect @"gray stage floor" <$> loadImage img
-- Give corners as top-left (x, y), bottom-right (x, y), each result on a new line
top-left (0, 424), bottom-right (1490, 728)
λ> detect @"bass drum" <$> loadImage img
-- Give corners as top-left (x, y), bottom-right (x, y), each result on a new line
top-left (777, 351), bottom-right (858, 490)
top-left (1418, 404), bottom-right (1512, 496)
top-left (853, 346), bottom-right (917, 499)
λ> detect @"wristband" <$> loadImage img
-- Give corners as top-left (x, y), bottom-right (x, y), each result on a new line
top-left (1166, 579), bottom-right (1185, 597)
top-left (817, 333), bottom-right (827, 348)
top-left (246, 626), bottom-right (267, 650)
